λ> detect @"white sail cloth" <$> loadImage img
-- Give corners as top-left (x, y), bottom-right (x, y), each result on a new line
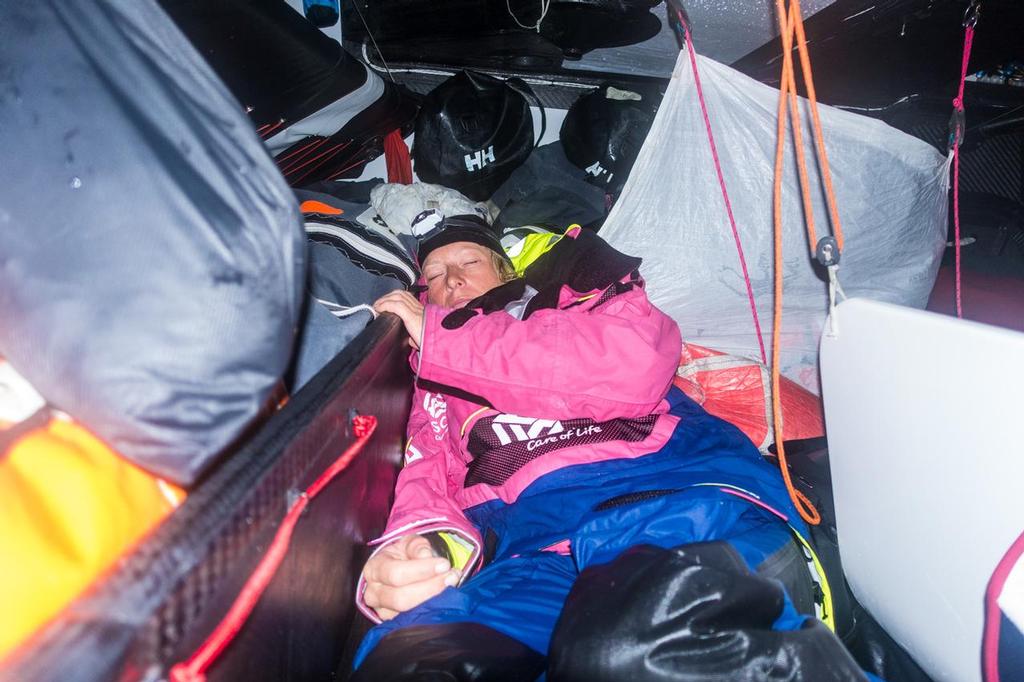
top-left (601, 53), bottom-right (948, 391)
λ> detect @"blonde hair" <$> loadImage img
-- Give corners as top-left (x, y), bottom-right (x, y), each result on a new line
top-left (491, 251), bottom-right (518, 283)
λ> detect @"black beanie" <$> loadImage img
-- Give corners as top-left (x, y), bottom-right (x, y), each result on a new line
top-left (414, 213), bottom-right (510, 266)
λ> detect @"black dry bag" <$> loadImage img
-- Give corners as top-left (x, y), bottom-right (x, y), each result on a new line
top-left (560, 81), bottom-right (662, 195)
top-left (414, 70), bottom-right (537, 201)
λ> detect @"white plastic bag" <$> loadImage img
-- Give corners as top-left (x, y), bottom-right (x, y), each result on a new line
top-left (371, 182), bottom-right (490, 235)
top-left (601, 53), bottom-right (949, 391)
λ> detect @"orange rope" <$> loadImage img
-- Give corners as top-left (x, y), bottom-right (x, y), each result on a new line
top-left (790, 0), bottom-right (845, 251)
top-left (771, 0), bottom-right (854, 526)
top-left (779, 1), bottom-right (818, 251)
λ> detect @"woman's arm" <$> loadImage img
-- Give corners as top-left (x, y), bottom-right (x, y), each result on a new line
top-left (417, 285), bottom-right (681, 422)
top-left (355, 389), bottom-right (482, 623)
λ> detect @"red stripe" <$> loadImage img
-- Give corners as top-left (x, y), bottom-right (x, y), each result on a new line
top-left (324, 156), bottom-right (372, 182)
top-left (169, 415), bottom-right (378, 682)
top-left (257, 119), bottom-right (285, 140)
top-left (275, 136), bottom-right (328, 166)
top-left (281, 140), bottom-right (352, 179)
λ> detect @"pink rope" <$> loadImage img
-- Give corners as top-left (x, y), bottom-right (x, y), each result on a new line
top-left (681, 17), bottom-right (768, 364)
top-left (951, 25), bottom-right (974, 319)
top-left (983, 530), bottom-right (1024, 682)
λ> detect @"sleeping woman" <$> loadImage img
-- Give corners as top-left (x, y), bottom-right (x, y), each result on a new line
top-left (353, 213), bottom-right (872, 681)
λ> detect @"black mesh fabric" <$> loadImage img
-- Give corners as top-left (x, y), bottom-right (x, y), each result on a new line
top-left (1, 317), bottom-right (411, 682)
top-left (465, 414), bottom-right (657, 487)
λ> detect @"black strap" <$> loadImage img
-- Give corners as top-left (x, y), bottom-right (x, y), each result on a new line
top-left (422, 531), bottom-right (454, 564)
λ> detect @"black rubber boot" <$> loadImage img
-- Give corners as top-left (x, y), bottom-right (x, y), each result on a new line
top-left (548, 541), bottom-right (867, 682)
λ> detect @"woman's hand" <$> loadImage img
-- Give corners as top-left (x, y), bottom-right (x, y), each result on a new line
top-left (374, 291), bottom-right (425, 350)
top-left (362, 534), bottom-right (461, 621)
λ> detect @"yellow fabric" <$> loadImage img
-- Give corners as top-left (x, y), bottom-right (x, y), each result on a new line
top-left (436, 532), bottom-right (474, 572)
top-left (0, 418), bottom-right (184, 660)
top-left (791, 528), bottom-right (836, 632)
top-left (507, 225), bottom-right (579, 276)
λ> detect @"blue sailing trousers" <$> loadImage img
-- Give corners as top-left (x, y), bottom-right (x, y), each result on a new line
top-left (355, 388), bottom-right (819, 666)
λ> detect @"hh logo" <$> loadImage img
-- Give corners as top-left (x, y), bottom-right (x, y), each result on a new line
top-left (464, 146), bottom-right (496, 172)
top-left (585, 161), bottom-right (614, 186)
top-left (491, 414), bottom-right (564, 445)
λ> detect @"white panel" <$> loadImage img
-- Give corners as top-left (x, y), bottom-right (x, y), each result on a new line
top-left (821, 298), bottom-right (1024, 682)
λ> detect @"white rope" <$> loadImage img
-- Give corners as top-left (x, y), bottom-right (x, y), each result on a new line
top-left (316, 300), bottom-right (379, 320)
top-left (506, 0), bottom-right (552, 33)
top-left (825, 264), bottom-right (848, 338)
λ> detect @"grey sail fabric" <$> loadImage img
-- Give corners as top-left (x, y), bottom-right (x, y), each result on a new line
top-left (0, 0), bottom-right (304, 485)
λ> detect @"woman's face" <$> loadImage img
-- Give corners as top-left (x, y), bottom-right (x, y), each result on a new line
top-left (421, 241), bottom-right (503, 308)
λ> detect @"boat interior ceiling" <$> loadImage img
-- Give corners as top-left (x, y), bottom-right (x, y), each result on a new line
top-left (161, 0), bottom-right (1024, 209)
top-left (334, 0), bottom-right (1024, 101)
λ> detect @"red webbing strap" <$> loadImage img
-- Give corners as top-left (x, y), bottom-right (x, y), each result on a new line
top-left (678, 12), bottom-right (768, 365)
top-left (169, 414), bottom-right (379, 682)
top-left (951, 12), bottom-right (977, 319)
top-left (384, 129), bottom-right (413, 185)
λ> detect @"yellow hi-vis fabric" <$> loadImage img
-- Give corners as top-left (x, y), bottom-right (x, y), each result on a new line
top-left (437, 532), bottom-right (475, 572)
top-left (506, 225), bottom-right (580, 276)
top-left (0, 417), bottom-right (184, 660)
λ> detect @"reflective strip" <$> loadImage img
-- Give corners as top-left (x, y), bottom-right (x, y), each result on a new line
top-left (371, 517), bottom-right (449, 545)
top-left (404, 443), bottom-right (423, 465)
top-left (437, 532), bottom-right (475, 572)
top-left (507, 225), bottom-right (579, 276)
top-left (156, 479), bottom-right (186, 508)
top-left (460, 406), bottom-right (492, 438)
top-left (791, 529), bottom-right (835, 632)
top-left (0, 361), bottom-right (46, 427)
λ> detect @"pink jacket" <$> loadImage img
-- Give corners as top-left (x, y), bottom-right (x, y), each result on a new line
top-left (356, 238), bottom-right (682, 622)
